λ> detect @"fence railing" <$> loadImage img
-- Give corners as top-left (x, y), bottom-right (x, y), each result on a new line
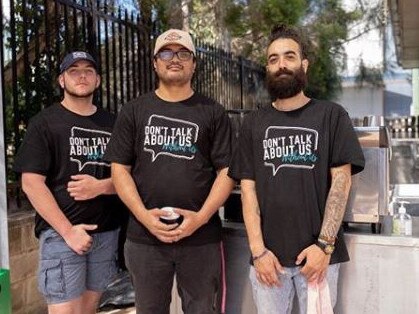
top-left (193, 39), bottom-right (268, 111)
top-left (1, 0), bottom-right (268, 189)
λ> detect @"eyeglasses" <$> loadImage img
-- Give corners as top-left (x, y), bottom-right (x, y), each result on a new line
top-left (156, 50), bottom-right (194, 61)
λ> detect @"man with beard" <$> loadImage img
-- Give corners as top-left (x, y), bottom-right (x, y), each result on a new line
top-left (14, 51), bottom-right (121, 313)
top-left (104, 29), bottom-right (234, 314)
top-left (228, 24), bottom-right (365, 313)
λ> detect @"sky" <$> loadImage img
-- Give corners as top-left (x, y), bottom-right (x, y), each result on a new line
top-left (342, 0), bottom-right (384, 77)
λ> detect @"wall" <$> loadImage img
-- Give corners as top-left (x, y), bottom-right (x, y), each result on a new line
top-left (8, 211), bottom-right (46, 314)
top-left (334, 84), bottom-right (384, 118)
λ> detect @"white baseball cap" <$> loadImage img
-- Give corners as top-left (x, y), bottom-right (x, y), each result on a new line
top-left (154, 29), bottom-right (196, 56)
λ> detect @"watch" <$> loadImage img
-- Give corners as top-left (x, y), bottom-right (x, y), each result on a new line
top-left (315, 240), bottom-right (335, 255)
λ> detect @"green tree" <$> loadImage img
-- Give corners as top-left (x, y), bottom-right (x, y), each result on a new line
top-left (224, 0), bottom-right (306, 60)
top-left (221, 0), bottom-right (385, 100)
top-left (223, 0), bottom-right (346, 99)
top-left (354, 59), bottom-right (384, 88)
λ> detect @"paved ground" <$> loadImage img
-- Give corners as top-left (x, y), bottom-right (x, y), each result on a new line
top-left (98, 307), bottom-right (136, 314)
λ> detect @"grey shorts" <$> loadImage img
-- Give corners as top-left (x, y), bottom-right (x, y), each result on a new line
top-left (38, 228), bottom-right (119, 304)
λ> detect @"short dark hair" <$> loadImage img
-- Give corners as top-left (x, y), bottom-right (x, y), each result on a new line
top-left (268, 24), bottom-right (309, 60)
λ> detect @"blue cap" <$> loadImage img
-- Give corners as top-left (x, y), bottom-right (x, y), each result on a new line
top-left (60, 51), bottom-right (97, 73)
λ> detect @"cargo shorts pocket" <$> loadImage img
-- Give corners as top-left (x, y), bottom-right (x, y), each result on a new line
top-left (38, 259), bottom-right (65, 298)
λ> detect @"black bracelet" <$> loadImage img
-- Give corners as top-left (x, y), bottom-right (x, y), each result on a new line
top-left (252, 249), bottom-right (269, 262)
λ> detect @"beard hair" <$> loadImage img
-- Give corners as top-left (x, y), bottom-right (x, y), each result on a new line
top-left (156, 61), bottom-right (194, 86)
top-left (63, 84), bottom-right (95, 98)
top-left (65, 89), bottom-right (95, 98)
top-left (158, 73), bottom-right (192, 86)
top-left (266, 66), bottom-right (307, 100)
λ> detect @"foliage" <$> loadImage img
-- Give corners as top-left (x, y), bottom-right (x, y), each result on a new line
top-left (219, 0), bottom-right (385, 100)
top-left (302, 0), bottom-right (356, 99)
top-left (354, 59), bottom-right (384, 88)
top-left (189, 0), bottom-right (221, 45)
top-left (224, 0), bottom-right (306, 61)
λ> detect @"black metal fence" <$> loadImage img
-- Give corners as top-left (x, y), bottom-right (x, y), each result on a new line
top-left (194, 40), bottom-right (268, 111)
top-left (1, 0), bottom-right (268, 186)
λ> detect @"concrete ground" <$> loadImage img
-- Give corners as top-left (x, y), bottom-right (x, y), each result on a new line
top-left (98, 307), bottom-right (136, 314)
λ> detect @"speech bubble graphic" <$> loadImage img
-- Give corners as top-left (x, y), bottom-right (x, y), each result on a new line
top-left (69, 126), bottom-right (111, 171)
top-left (263, 126), bottom-right (318, 176)
top-left (143, 115), bottom-right (199, 162)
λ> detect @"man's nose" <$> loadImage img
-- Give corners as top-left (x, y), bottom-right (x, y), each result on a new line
top-left (277, 56), bottom-right (288, 68)
top-left (170, 54), bottom-right (182, 62)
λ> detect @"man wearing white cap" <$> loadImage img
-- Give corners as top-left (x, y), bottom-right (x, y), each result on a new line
top-left (14, 51), bottom-right (122, 313)
top-left (105, 29), bottom-right (234, 314)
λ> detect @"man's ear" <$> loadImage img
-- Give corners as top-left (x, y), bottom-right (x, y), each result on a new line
top-left (95, 74), bottom-right (101, 88)
top-left (302, 59), bottom-right (309, 73)
top-left (58, 74), bottom-right (65, 89)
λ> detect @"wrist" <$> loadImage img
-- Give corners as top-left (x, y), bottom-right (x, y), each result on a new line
top-left (134, 206), bottom-right (150, 222)
top-left (315, 239), bottom-right (335, 255)
top-left (96, 179), bottom-right (105, 195)
top-left (196, 210), bottom-right (210, 225)
top-left (99, 178), bottom-right (113, 195)
top-left (60, 224), bottom-right (74, 239)
top-left (252, 249), bottom-right (269, 262)
top-left (318, 234), bottom-right (336, 245)
top-left (250, 243), bottom-right (266, 257)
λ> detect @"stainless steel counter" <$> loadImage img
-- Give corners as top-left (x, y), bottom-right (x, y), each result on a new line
top-left (391, 132), bottom-right (419, 142)
top-left (219, 219), bottom-right (419, 314)
top-left (336, 220), bottom-right (419, 314)
top-left (390, 137), bottom-right (419, 184)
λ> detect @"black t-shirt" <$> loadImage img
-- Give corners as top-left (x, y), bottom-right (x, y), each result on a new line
top-left (104, 92), bottom-right (231, 246)
top-left (229, 99), bottom-right (365, 267)
top-left (13, 104), bottom-right (122, 237)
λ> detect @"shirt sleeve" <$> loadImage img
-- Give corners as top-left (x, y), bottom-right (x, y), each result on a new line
top-left (330, 109), bottom-right (365, 175)
top-left (103, 101), bottom-right (136, 165)
top-left (13, 116), bottom-right (51, 175)
top-left (209, 104), bottom-right (232, 170)
top-left (228, 113), bottom-right (255, 180)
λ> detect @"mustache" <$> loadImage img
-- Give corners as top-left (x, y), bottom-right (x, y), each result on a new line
top-left (272, 68), bottom-right (294, 77)
top-left (167, 61), bottom-right (183, 68)
top-left (271, 69), bottom-right (294, 77)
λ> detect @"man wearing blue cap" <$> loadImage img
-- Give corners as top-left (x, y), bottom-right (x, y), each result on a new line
top-left (14, 51), bottom-right (121, 313)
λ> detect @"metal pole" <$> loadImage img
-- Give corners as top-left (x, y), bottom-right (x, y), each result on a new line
top-left (0, 0), bottom-right (9, 271)
top-left (412, 68), bottom-right (419, 115)
top-left (0, 8), bottom-right (12, 309)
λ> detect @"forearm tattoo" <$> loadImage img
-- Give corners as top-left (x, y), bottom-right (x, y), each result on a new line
top-left (320, 170), bottom-right (351, 240)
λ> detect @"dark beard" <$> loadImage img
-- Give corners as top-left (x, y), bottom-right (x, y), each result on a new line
top-left (64, 86), bottom-right (95, 98)
top-left (157, 61), bottom-right (193, 86)
top-left (266, 66), bottom-right (307, 100)
top-left (65, 89), bottom-right (95, 98)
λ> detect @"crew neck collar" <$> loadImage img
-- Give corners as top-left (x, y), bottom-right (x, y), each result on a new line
top-left (154, 89), bottom-right (195, 103)
top-left (270, 98), bottom-right (313, 112)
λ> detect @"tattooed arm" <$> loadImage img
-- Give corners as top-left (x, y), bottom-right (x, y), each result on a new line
top-left (296, 164), bottom-right (352, 283)
top-left (319, 164), bottom-right (352, 240)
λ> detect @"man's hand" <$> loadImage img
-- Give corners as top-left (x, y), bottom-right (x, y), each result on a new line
top-left (62, 224), bottom-right (97, 255)
top-left (296, 244), bottom-right (331, 283)
top-left (253, 250), bottom-right (284, 287)
top-left (173, 208), bottom-right (205, 240)
top-left (141, 208), bottom-right (182, 243)
top-left (67, 174), bottom-right (104, 200)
